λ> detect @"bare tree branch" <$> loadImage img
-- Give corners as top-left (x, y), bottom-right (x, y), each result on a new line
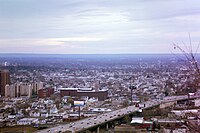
top-left (194, 41), bottom-right (200, 56)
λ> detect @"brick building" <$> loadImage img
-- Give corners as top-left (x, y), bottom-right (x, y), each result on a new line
top-left (0, 70), bottom-right (10, 96)
top-left (38, 88), bottom-right (54, 98)
top-left (59, 88), bottom-right (108, 101)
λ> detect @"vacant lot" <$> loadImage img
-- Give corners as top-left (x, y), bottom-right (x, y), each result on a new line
top-left (0, 126), bottom-right (38, 133)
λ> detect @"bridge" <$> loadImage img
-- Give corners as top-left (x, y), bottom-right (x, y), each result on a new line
top-left (36, 95), bottom-right (199, 133)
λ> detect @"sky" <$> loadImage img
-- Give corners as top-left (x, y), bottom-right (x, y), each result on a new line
top-left (0, 0), bottom-right (200, 54)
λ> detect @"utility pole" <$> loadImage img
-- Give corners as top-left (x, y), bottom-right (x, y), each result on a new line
top-left (129, 86), bottom-right (132, 105)
top-left (79, 106), bottom-right (81, 120)
top-left (129, 76), bottom-right (133, 105)
top-left (129, 86), bottom-right (136, 105)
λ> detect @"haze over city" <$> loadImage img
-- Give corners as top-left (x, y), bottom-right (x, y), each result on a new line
top-left (1, 0), bottom-right (200, 54)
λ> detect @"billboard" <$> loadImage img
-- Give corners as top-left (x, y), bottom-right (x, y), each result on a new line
top-left (74, 101), bottom-right (85, 106)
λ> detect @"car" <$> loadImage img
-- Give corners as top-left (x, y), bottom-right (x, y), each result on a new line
top-left (69, 122), bottom-right (75, 125)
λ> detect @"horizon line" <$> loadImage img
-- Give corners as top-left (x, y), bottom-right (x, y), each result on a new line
top-left (0, 53), bottom-right (188, 55)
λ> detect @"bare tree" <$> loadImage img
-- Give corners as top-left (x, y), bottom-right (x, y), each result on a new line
top-left (173, 34), bottom-right (200, 91)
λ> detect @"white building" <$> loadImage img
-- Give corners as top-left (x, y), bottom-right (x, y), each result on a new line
top-left (29, 111), bottom-right (40, 117)
top-left (17, 118), bottom-right (39, 125)
top-left (5, 84), bottom-right (15, 98)
top-left (131, 117), bottom-right (144, 124)
top-left (50, 105), bottom-right (58, 114)
top-left (194, 99), bottom-right (200, 107)
top-left (6, 82), bottom-right (32, 98)
top-left (19, 83), bottom-right (32, 97)
top-left (33, 82), bottom-right (43, 94)
top-left (41, 112), bottom-right (49, 118)
top-left (5, 82), bottom-right (43, 98)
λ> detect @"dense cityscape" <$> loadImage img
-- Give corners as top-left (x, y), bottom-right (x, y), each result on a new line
top-left (1, 0), bottom-right (200, 133)
top-left (0, 54), bottom-right (199, 133)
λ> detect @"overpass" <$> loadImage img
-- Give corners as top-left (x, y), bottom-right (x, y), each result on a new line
top-left (36, 95), bottom-right (199, 133)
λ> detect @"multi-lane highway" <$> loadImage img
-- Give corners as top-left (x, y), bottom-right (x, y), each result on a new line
top-left (36, 106), bottom-right (140, 133)
top-left (36, 95), bottom-right (198, 133)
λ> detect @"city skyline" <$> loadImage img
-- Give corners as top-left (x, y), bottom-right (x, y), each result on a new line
top-left (1, 0), bottom-right (200, 54)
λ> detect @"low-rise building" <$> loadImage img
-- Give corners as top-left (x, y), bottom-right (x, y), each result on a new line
top-left (17, 118), bottom-right (39, 125)
top-left (59, 88), bottom-right (108, 101)
top-left (38, 88), bottom-right (54, 98)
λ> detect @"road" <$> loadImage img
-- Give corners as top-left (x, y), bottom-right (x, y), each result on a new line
top-left (36, 95), bottom-right (198, 133)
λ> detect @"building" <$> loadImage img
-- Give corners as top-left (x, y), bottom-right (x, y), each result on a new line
top-left (5, 84), bottom-right (15, 98)
top-left (59, 88), bottom-right (108, 101)
top-left (114, 125), bottom-right (147, 133)
top-left (0, 70), bottom-right (10, 96)
top-left (32, 82), bottom-right (43, 95)
top-left (38, 88), bottom-right (54, 98)
top-left (19, 83), bottom-right (32, 97)
top-left (5, 82), bottom-right (32, 98)
top-left (60, 88), bottom-right (78, 98)
top-left (17, 118), bottom-right (39, 125)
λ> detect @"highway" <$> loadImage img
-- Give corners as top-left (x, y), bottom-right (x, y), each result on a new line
top-left (36, 95), bottom-right (198, 133)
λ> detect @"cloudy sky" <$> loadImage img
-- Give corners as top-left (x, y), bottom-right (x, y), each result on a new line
top-left (0, 0), bottom-right (200, 54)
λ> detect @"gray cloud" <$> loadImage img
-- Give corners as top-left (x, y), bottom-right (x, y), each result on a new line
top-left (0, 0), bottom-right (200, 54)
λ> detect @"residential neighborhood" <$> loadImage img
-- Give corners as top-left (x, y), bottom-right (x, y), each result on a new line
top-left (0, 54), bottom-right (200, 132)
